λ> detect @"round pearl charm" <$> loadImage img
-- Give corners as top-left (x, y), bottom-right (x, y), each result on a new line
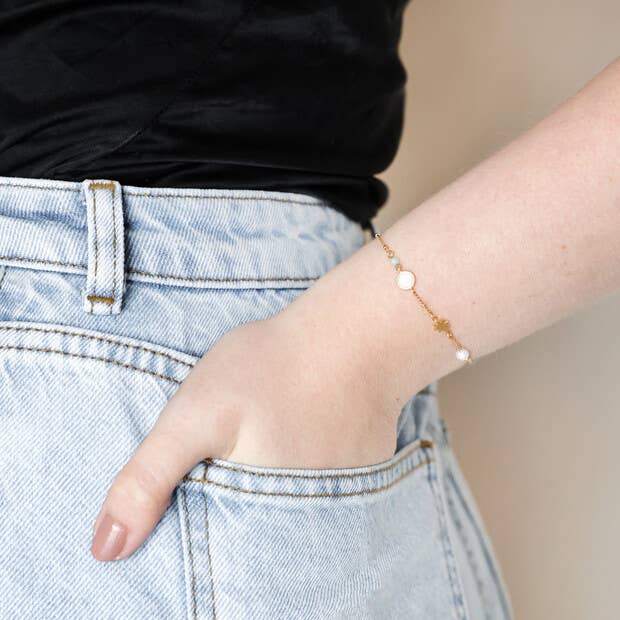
top-left (396, 270), bottom-right (415, 290)
top-left (456, 348), bottom-right (471, 362)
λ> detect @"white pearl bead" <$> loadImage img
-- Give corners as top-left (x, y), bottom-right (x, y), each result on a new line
top-left (396, 270), bottom-right (415, 290)
top-left (456, 348), bottom-right (470, 362)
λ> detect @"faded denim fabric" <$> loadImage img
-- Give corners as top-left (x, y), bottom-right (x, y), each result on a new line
top-left (0, 176), bottom-right (513, 619)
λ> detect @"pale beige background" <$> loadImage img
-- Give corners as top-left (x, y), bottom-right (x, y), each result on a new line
top-left (376, 2), bottom-right (620, 619)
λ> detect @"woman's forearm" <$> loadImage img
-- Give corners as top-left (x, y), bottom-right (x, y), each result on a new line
top-left (89, 56), bottom-right (620, 565)
top-left (279, 56), bottom-right (620, 419)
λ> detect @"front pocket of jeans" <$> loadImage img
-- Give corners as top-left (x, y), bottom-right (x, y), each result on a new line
top-left (180, 439), bottom-right (467, 620)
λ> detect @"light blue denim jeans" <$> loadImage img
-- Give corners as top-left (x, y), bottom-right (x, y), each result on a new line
top-left (0, 176), bottom-right (513, 619)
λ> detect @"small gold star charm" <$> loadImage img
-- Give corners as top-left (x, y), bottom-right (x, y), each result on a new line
top-left (433, 317), bottom-right (451, 334)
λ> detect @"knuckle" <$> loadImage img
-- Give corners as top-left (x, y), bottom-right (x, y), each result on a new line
top-left (110, 462), bottom-right (171, 515)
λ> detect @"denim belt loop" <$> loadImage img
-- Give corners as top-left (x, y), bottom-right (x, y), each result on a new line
top-left (80, 179), bottom-right (126, 315)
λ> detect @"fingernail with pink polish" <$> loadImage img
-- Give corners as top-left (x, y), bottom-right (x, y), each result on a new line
top-left (91, 513), bottom-right (127, 561)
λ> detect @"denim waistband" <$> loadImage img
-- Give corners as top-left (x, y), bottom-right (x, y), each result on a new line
top-left (0, 175), bottom-right (367, 290)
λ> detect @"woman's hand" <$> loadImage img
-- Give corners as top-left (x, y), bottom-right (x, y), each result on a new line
top-left (90, 312), bottom-right (399, 562)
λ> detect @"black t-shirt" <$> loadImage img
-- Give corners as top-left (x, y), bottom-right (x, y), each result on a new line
top-left (0, 1), bottom-right (409, 229)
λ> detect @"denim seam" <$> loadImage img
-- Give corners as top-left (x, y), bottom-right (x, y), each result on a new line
top-left (0, 345), bottom-right (182, 384)
top-left (180, 486), bottom-right (198, 620)
top-left (183, 457), bottom-right (433, 498)
top-left (124, 191), bottom-right (324, 206)
top-left (111, 184), bottom-right (118, 312)
top-left (445, 482), bottom-right (491, 619)
top-left (0, 182), bottom-right (79, 192)
top-left (446, 470), bottom-right (513, 620)
top-left (0, 256), bottom-right (319, 283)
top-left (0, 326), bottom-right (194, 368)
top-left (90, 183), bottom-right (100, 312)
top-left (0, 180), bottom-right (327, 208)
top-left (0, 266), bottom-right (6, 290)
top-left (0, 255), bottom-right (85, 269)
top-left (201, 488), bottom-right (217, 620)
top-left (195, 440), bottom-right (433, 480)
top-left (127, 269), bottom-right (318, 283)
top-left (427, 462), bottom-right (469, 620)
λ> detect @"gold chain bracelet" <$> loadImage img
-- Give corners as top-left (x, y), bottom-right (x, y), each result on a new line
top-left (375, 231), bottom-right (473, 364)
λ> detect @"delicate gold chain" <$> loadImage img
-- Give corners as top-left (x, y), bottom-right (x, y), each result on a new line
top-left (375, 232), bottom-right (473, 364)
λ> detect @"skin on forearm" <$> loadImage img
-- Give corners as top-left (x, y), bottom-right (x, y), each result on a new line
top-left (278, 56), bottom-right (620, 420)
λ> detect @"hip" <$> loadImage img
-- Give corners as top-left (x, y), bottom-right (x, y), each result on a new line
top-left (0, 175), bottom-right (512, 619)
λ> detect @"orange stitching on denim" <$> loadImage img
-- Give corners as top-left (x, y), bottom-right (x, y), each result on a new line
top-left (190, 440), bottom-right (434, 481)
top-left (88, 182), bottom-right (118, 314)
top-left (89, 182), bottom-right (115, 190)
top-left (180, 487), bottom-right (198, 620)
top-left (0, 345), bottom-right (182, 384)
top-left (89, 183), bottom-right (99, 312)
top-left (123, 190), bottom-right (324, 207)
top-left (0, 180), bottom-right (325, 206)
top-left (202, 489), bottom-right (217, 620)
top-left (0, 255), bottom-right (86, 269)
top-left (86, 294), bottom-right (114, 304)
top-left (110, 184), bottom-right (118, 315)
top-left (184, 458), bottom-right (434, 498)
top-left (0, 325), bottom-right (195, 368)
top-left (0, 182), bottom-right (79, 192)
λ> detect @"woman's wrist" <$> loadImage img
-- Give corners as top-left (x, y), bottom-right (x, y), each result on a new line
top-left (275, 56), bottom-right (620, 421)
top-left (272, 225), bottom-right (453, 421)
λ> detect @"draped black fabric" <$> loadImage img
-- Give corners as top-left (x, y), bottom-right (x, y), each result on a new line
top-left (0, 1), bottom-right (409, 229)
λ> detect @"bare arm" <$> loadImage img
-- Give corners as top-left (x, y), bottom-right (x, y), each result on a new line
top-left (279, 55), bottom-right (620, 416)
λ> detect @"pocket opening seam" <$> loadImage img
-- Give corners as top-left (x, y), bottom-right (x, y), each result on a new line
top-left (184, 456), bottom-right (434, 499)
top-left (188, 439), bottom-right (434, 482)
